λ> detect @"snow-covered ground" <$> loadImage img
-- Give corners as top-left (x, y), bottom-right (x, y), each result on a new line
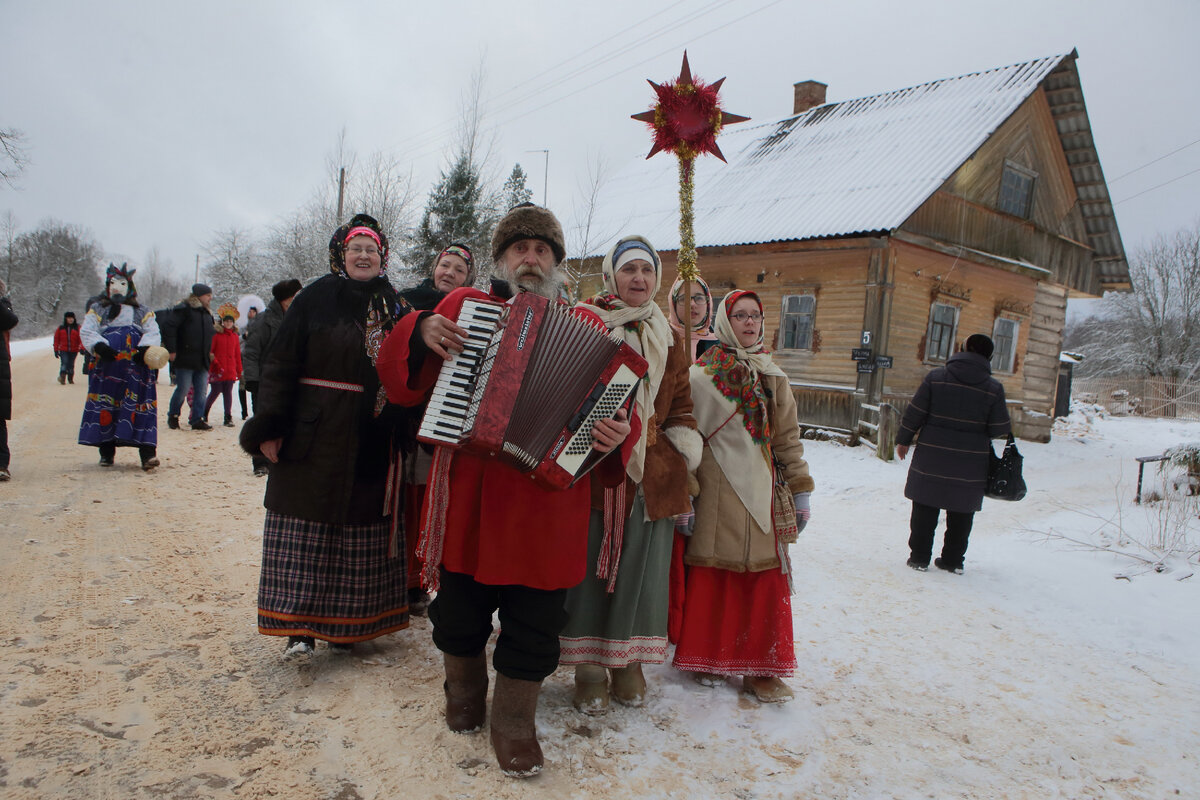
top-left (2, 340), bottom-right (1197, 798)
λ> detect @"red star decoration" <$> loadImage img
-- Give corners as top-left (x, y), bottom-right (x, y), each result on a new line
top-left (631, 51), bottom-right (749, 162)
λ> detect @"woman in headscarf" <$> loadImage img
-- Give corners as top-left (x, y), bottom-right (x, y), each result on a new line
top-left (241, 213), bottom-right (412, 656)
top-left (396, 243), bottom-right (476, 615)
top-left (559, 235), bottom-right (702, 714)
top-left (674, 290), bottom-right (814, 703)
top-left (667, 274), bottom-right (720, 362)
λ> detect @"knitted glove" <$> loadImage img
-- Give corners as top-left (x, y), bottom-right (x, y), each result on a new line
top-left (132, 346), bottom-right (149, 365)
top-left (674, 498), bottom-right (696, 536)
top-left (93, 342), bottom-right (118, 361)
top-left (793, 492), bottom-right (811, 534)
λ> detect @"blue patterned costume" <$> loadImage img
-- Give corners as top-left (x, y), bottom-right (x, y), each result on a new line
top-left (79, 303), bottom-right (161, 448)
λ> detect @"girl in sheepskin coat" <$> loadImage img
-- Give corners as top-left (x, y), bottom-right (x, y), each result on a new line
top-left (674, 290), bottom-right (814, 704)
top-left (559, 235), bottom-right (703, 714)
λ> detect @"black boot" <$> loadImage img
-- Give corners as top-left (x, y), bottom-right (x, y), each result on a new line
top-left (140, 446), bottom-right (160, 471)
top-left (223, 414), bottom-right (234, 427)
top-left (98, 443), bottom-right (116, 467)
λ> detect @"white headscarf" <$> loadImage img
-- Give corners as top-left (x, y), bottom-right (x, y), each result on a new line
top-left (578, 234), bottom-right (672, 483)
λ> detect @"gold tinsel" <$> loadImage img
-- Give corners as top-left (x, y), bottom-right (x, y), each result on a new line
top-left (677, 156), bottom-right (698, 281)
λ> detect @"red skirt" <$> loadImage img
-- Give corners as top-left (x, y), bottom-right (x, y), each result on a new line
top-left (672, 565), bottom-right (796, 678)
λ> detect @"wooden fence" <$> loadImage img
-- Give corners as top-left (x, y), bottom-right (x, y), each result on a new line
top-left (1070, 376), bottom-right (1200, 420)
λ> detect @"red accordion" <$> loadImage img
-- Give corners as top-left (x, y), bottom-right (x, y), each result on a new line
top-left (417, 291), bottom-right (648, 490)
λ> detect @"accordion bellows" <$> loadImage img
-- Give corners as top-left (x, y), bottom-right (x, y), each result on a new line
top-left (418, 292), bottom-right (648, 490)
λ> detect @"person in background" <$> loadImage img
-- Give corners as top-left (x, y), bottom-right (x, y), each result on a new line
top-left (237, 305), bottom-right (259, 420)
top-left (240, 213), bottom-right (411, 657)
top-left (559, 235), bottom-right (701, 714)
top-left (896, 333), bottom-right (1011, 575)
top-left (242, 279), bottom-right (302, 476)
top-left (667, 275), bottom-right (720, 362)
top-left (0, 279), bottom-right (18, 481)
top-left (203, 304), bottom-right (243, 427)
top-left (674, 290), bottom-right (814, 703)
top-left (376, 203), bottom-right (632, 778)
top-left (396, 242), bottom-right (476, 615)
top-left (163, 283), bottom-right (215, 431)
top-left (78, 264), bottom-right (162, 471)
top-left (53, 311), bottom-right (85, 385)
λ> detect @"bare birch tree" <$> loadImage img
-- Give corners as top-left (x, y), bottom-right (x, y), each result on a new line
top-left (1, 127), bottom-right (29, 188)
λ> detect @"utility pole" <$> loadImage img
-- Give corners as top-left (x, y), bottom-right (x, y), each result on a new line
top-left (336, 167), bottom-right (346, 221)
top-left (194, 254), bottom-right (199, 283)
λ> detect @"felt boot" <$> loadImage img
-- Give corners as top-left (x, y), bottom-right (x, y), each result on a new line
top-left (443, 653), bottom-right (488, 733)
top-left (490, 674), bottom-right (543, 778)
top-left (610, 663), bottom-right (647, 707)
top-left (572, 664), bottom-right (610, 715)
top-left (742, 676), bottom-right (794, 703)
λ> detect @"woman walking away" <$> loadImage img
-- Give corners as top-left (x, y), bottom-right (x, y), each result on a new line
top-left (559, 235), bottom-right (702, 714)
top-left (241, 213), bottom-right (412, 656)
top-left (53, 312), bottom-right (85, 384)
top-left (674, 290), bottom-right (814, 703)
top-left (204, 304), bottom-right (243, 427)
top-left (896, 333), bottom-right (1011, 575)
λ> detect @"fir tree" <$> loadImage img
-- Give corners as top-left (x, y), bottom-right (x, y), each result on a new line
top-left (501, 163), bottom-right (533, 212)
top-left (407, 154), bottom-right (496, 278)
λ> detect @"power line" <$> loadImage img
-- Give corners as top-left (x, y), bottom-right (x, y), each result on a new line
top-left (1114, 165), bottom-right (1200, 205)
top-left (382, 0), bottom-right (746, 167)
top-left (1107, 136), bottom-right (1200, 184)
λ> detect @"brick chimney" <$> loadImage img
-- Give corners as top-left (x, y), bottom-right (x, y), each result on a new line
top-left (793, 80), bottom-right (827, 114)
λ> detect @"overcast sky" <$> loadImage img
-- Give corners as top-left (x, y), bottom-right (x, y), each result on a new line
top-left (2, 0), bottom-right (1198, 283)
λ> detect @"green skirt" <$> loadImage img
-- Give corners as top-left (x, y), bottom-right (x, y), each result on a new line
top-left (559, 494), bottom-right (673, 667)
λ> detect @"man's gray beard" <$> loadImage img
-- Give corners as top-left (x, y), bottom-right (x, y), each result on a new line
top-left (498, 262), bottom-right (566, 301)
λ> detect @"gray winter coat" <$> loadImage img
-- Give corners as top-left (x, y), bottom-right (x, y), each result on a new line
top-left (897, 351), bottom-right (1012, 513)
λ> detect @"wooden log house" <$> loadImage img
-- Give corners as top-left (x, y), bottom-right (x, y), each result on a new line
top-left (571, 50), bottom-right (1129, 443)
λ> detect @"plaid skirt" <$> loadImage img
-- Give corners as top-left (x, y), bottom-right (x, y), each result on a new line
top-left (257, 511), bottom-right (409, 643)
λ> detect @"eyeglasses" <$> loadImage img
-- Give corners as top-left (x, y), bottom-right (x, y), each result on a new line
top-left (345, 245), bottom-right (380, 257)
top-left (729, 312), bottom-right (763, 322)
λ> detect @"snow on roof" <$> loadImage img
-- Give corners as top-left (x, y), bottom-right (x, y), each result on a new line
top-left (573, 53), bottom-right (1071, 255)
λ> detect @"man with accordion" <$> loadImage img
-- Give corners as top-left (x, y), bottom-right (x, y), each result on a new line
top-left (377, 204), bottom-right (633, 778)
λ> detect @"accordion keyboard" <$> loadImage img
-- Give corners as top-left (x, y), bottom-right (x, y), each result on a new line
top-left (418, 299), bottom-right (504, 445)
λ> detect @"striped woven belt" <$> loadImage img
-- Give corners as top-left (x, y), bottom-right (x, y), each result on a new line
top-left (298, 377), bottom-right (364, 393)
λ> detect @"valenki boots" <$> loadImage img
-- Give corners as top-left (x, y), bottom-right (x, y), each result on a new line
top-left (572, 664), bottom-right (610, 715)
top-left (443, 653), bottom-right (488, 733)
top-left (610, 663), bottom-right (646, 707)
top-left (490, 673), bottom-right (544, 778)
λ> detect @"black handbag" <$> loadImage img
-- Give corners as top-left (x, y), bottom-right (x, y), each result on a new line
top-left (986, 433), bottom-right (1027, 501)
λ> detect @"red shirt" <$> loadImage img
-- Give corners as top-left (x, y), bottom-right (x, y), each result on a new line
top-left (376, 287), bottom-right (631, 590)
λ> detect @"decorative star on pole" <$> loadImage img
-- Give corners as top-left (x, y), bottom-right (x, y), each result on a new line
top-left (631, 51), bottom-right (747, 357)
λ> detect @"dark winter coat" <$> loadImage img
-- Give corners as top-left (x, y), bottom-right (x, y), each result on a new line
top-left (53, 322), bottom-right (84, 355)
top-left (161, 295), bottom-right (215, 370)
top-left (239, 274), bottom-right (408, 525)
top-left (896, 351), bottom-right (1012, 513)
top-left (0, 296), bottom-right (17, 420)
top-left (398, 277), bottom-right (447, 312)
top-left (240, 298), bottom-right (287, 387)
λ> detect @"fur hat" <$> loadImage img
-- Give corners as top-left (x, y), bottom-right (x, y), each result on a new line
top-left (329, 213), bottom-right (389, 275)
top-left (490, 203), bottom-right (565, 264)
top-left (272, 278), bottom-right (303, 303)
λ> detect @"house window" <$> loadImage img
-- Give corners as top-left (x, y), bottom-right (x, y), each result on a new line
top-left (925, 302), bottom-right (958, 361)
top-left (780, 294), bottom-right (816, 349)
top-left (998, 161), bottom-right (1037, 218)
top-left (991, 318), bottom-right (1019, 372)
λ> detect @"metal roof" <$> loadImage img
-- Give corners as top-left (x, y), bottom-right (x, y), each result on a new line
top-left (572, 53), bottom-right (1074, 255)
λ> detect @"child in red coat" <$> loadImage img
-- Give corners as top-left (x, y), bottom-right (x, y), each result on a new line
top-left (204, 305), bottom-right (243, 427)
top-left (53, 311), bottom-right (85, 384)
